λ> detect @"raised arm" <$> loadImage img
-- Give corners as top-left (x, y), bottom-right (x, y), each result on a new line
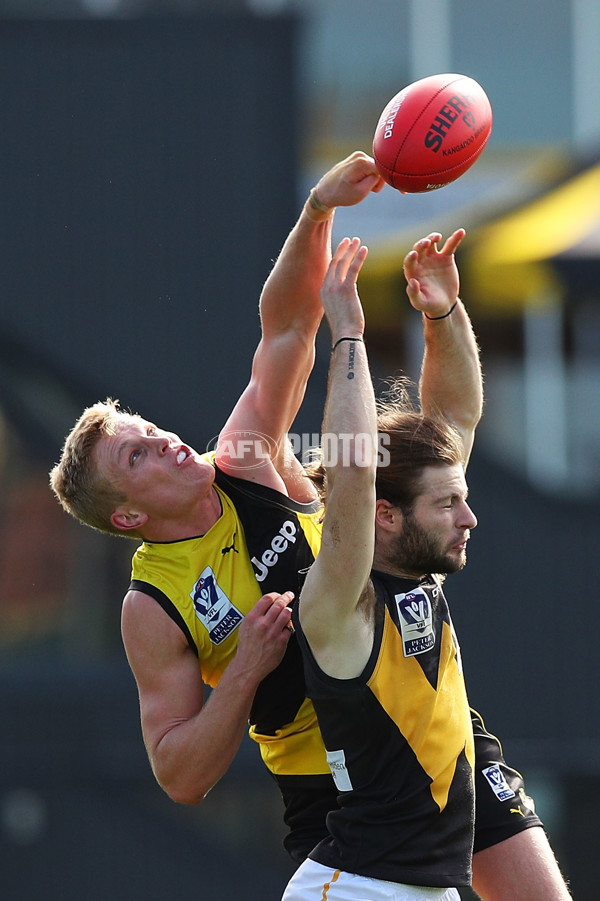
top-left (404, 229), bottom-right (483, 466)
top-left (216, 152), bottom-right (385, 496)
top-left (297, 238), bottom-right (377, 679)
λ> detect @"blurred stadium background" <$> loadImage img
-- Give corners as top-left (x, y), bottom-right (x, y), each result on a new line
top-left (0, 2), bottom-right (599, 898)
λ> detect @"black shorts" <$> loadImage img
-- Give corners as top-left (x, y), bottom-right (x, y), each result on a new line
top-left (277, 708), bottom-right (543, 863)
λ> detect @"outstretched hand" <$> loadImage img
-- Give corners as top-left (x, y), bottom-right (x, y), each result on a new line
top-left (320, 237), bottom-right (369, 342)
top-left (313, 151), bottom-right (386, 210)
top-left (403, 229), bottom-right (466, 318)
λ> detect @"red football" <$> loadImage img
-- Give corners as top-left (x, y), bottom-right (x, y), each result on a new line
top-left (372, 73), bottom-right (492, 193)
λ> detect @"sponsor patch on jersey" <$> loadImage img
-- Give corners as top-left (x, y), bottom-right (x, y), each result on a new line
top-left (251, 519), bottom-right (298, 582)
top-left (190, 566), bottom-right (243, 644)
top-left (326, 748), bottom-right (353, 792)
top-left (482, 764), bottom-right (516, 802)
top-left (395, 587), bottom-right (435, 657)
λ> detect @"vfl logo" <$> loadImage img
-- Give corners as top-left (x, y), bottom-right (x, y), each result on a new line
top-left (396, 587), bottom-right (435, 657)
top-left (482, 765), bottom-right (516, 802)
top-left (251, 520), bottom-right (298, 582)
top-left (191, 566), bottom-right (243, 644)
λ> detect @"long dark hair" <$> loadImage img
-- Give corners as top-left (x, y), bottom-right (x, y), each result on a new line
top-left (305, 377), bottom-right (464, 512)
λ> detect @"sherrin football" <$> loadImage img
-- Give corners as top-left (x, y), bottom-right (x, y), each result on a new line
top-left (372, 73), bottom-right (492, 193)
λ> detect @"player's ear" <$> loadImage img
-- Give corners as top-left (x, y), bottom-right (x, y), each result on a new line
top-left (375, 498), bottom-right (403, 533)
top-left (111, 508), bottom-right (148, 532)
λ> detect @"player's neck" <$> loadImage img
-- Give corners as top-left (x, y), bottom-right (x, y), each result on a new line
top-left (140, 486), bottom-right (222, 543)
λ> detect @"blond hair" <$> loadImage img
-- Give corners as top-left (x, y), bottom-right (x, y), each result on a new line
top-left (49, 398), bottom-right (136, 536)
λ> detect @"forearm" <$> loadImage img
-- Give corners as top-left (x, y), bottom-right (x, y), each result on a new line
top-left (300, 240), bottom-right (376, 655)
top-left (218, 154), bottom-right (383, 479)
top-left (419, 299), bottom-right (483, 437)
top-left (259, 200), bottom-right (333, 342)
top-left (259, 149), bottom-right (384, 343)
top-left (246, 203), bottom-right (334, 447)
top-left (322, 240), bottom-right (376, 496)
top-left (325, 338), bottom-right (377, 477)
top-left (403, 230), bottom-right (483, 447)
top-left (149, 661), bottom-right (260, 805)
top-left (217, 202), bottom-right (333, 479)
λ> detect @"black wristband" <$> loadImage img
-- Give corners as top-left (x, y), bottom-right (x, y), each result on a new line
top-left (424, 301), bottom-right (458, 321)
top-left (331, 336), bottom-right (364, 353)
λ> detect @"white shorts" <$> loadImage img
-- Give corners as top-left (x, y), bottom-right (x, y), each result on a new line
top-left (281, 859), bottom-right (462, 901)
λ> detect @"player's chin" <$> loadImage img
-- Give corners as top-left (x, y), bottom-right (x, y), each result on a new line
top-left (445, 549), bottom-right (467, 573)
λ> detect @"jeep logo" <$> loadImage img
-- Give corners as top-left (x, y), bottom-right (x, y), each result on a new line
top-left (251, 520), bottom-right (297, 582)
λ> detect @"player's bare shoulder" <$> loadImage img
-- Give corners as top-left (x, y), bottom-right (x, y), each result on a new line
top-left (121, 588), bottom-right (191, 667)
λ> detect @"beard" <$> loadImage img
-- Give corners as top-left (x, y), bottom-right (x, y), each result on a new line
top-left (389, 511), bottom-right (467, 576)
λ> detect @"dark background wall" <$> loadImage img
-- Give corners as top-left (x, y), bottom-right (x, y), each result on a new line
top-left (0, 16), bottom-right (325, 456)
top-left (455, 452), bottom-right (600, 774)
top-left (0, 16), bottom-right (306, 900)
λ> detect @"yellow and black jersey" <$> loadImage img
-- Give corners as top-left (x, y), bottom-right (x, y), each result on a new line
top-left (128, 454), bottom-right (542, 865)
top-left (293, 569), bottom-right (475, 887)
top-left (129, 452), bottom-right (327, 775)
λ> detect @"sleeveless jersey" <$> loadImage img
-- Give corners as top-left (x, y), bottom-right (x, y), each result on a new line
top-left (128, 454), bottom-right (541, 863)
top-left (293, 569), bottom-right (475, 887)
top-left (129, 452), bottom-right (327, 775)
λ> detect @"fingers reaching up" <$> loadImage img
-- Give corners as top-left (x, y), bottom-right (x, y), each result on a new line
top-left (404, 229), bottom-right (466, 318)
top-left (320, 237), bottom-right (369, 342)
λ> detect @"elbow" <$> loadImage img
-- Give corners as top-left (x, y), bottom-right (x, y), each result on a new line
top-left (469, 395), bottom-right (484, 427)
top-left (151, 756), bottom-right (210, 807)
top-left (462, 409), bottom-right (483, 434)
top-left (166, 786), bottom-right (207, 807)
top-left (159, 775), bottom-right (208, 807)
top-left (444, 405), bottom-right (482, 442)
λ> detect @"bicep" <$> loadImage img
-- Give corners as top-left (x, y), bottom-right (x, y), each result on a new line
top-left (215, 375), bottom-right (287, 491)
top-left (121, 591), bottom-right (205, 757)
top-left (216, 331), bottom-right (315, 470)
top-left (215, 370), bottom-right (319, 498)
